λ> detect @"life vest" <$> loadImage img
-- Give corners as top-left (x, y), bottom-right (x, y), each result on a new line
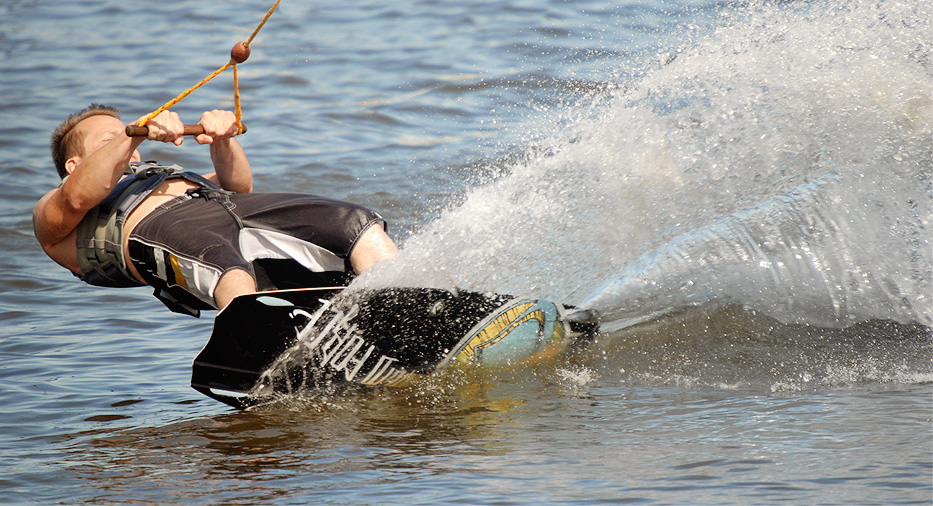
top-left (74, 161), bottom-right (220, 289)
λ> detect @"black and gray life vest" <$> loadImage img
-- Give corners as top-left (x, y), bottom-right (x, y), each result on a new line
top-left (74, 161), bottom-right (220, 289)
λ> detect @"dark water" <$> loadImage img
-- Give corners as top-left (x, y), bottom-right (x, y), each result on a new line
top-left (1, 0), bottom-right (931, 504)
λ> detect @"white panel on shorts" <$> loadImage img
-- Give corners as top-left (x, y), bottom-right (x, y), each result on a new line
top-left (238, 227), bottom-right (346, 273)
top-left (170, 253), bottom-right (223, 306)
top-left (130, 237), bottom-right (224, 307)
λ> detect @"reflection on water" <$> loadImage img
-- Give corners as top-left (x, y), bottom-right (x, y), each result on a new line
top-left (61, 373), bottom-right (548, 503)
top-left (59, 329), bottom-right (931, 504)
top-left (56, 303), bottom-right (931, 504)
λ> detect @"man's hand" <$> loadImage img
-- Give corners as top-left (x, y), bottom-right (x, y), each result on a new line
top-left (196, 110), bottom-right (239, 145)
top-left (137, 110), bottom-right (185, 146)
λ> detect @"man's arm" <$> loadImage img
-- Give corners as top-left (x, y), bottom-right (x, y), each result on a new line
top-left (33, 111), bottom-right (184, 252)
top-left (34, 135), bottom-right (142, 250)
top-left (196, 110), bottom-right (253, 193)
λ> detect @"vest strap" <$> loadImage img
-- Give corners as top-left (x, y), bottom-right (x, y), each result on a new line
top-left (75, 161), bottom-right (221, 289)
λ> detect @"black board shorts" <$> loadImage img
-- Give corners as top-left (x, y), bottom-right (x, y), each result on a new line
top-left (127, 190), bottom-right (386, 312)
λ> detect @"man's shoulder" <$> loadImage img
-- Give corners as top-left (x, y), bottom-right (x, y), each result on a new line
top-left (33, 185), bottom-right (62, 223)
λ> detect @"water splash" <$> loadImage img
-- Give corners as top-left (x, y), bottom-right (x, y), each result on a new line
top-left (357, 0), bottom-right (932, 330)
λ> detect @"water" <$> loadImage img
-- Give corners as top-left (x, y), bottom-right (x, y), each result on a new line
top-left (1, 0), bottom-right (931, 504)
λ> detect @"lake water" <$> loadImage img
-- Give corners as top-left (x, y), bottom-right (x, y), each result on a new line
top-left (1, 0), bottom-right (931, 504)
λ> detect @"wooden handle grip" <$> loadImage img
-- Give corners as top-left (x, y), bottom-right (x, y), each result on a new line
top-left (125, 124), bottom-right (247, 137)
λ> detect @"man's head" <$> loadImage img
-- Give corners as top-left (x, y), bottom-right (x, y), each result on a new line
top-left (50, 104), bottom-right (124, 179)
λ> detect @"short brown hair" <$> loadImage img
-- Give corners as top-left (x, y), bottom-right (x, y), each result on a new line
top-left (50, 104), bottom-right (121, 179)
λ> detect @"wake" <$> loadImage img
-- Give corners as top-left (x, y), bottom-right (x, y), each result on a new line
top-left (356, 0), bottom-right (932, 330)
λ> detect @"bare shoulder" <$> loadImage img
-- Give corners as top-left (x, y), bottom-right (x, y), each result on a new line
top-left (33, 185), bottom-right (77, 251)
top-left (33, 186), bottom-right (61, 231)
top-left (32, 186), bottom-right (80, 272)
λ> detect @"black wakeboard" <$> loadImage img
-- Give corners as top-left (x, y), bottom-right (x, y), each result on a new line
top-left (191, 287), bottom-right (599, 408)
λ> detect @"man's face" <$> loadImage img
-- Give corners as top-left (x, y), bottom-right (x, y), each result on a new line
top-left (67, 115), bottom-right (140, 174)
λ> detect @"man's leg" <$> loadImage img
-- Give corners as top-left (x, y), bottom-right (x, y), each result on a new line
top-left (214, 223), bottom-right (393, 310)
top-left (349, 223), bottom-right (398, 274)
top-left (214, 267), bottom-right (257, 310)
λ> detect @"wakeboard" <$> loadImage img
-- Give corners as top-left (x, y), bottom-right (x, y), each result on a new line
top-left (191, 287), bottom-right (599, 408)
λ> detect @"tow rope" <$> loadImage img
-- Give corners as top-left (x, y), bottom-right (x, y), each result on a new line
top-left (125, 0), bottom-right (281, 137)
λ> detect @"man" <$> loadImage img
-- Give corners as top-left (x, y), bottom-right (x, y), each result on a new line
top-left (34, 104), bottom-right (397, 316)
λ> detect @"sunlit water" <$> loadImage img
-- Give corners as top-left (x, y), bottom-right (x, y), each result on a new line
top-left (0, 0), bottom-right (930, 505)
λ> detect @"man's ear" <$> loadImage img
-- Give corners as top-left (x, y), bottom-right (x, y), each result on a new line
top-left (65, 157), bottom-right (79, 175)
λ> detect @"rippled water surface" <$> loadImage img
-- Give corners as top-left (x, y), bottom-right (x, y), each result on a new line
top-left (1, 0), bottom-right (931, 504)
